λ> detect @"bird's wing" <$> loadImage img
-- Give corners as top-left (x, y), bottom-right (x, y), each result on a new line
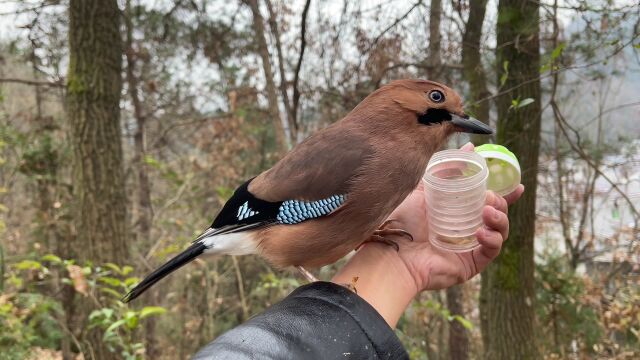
top-left (206, 126), bottom-right (372, 233)
top-left (249, 124), bottom-right (372, 201)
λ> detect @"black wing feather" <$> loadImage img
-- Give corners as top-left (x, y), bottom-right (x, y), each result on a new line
top-left (121, 242), bottom-right (206, 303)
top-left (122, 179), bottom-right (281, 302)
top-left (209, 178), bottom-right (282, 230)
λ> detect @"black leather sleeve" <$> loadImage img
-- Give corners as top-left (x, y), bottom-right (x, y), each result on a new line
top-left (192, 282), bottom-right (408, 360)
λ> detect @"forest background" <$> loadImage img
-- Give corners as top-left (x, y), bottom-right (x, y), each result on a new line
top-left (0, 0), bottom-right (638, 359)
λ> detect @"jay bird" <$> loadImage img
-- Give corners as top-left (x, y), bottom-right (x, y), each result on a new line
top-left (122, 79), bottom-right (492, 302)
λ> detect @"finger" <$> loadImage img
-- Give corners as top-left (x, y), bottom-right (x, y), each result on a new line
top-left (483, 205), bottom-right (509, 241)
top-left (503, 184), bottom-right (525, 205)
top-left (460, 142), bottom-right (475, 152)
top-left (473, 226), bottom-right (504, 270)
top-left (485, 191), bottom-right (508, 215)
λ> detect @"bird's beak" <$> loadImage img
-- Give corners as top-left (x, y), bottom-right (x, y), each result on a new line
top-left (450, 113), bottom-right (493, 135)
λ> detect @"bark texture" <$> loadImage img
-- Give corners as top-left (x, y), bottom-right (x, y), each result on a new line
top-left (446, 285), bottom-right (469, 360)
top-left (461, 0), bottom-right (491, 145)
top-left (427, 0), bottom-right (442, 80)
top-left (124, 1), bottom-right (159, 356)
top-left (67, 0), bottom-right (127, 357)
top-left (480, 0), bottom-right (541, 359)
top-left (245, 0), bottom-right (288, 151)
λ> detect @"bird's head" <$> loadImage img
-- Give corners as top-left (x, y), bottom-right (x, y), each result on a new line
top-left (361, 79), bottom-right (493, 138)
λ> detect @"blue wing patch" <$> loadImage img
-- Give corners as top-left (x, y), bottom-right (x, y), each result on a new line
top-left (276, 194), bottom-right (346, 225)
top-left (236, 201), bottom-right (259, 221)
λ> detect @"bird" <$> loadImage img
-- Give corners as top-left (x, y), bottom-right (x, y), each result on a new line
top-left (122, 79), bottom-right (493, 303)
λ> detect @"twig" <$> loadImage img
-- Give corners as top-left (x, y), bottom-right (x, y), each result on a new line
top-left (552, 101), bottom-right (639, 220)
top-left (145, 174), bottom-right (193, 259)
top-left (0, 77), bottom-right (64, 87)
top-left (364, 0), bottom-right (423, 54)
top-left (265, 0), bottom-right (295, 137)
top-left (231, 256), bottom-right (249, 321)
top-left (475, 32), bottom-right (640, 106)
top-left (291, 0), bottom-right (311, 131)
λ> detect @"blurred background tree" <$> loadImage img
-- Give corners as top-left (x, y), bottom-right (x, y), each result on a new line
top-left (0, 0), bottom-right (638, 359)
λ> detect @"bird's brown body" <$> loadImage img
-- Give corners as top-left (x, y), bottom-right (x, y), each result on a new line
top-left (250, 80), bottom-right (459, 267)
top-left (122, 79), bottom-right (493, 303)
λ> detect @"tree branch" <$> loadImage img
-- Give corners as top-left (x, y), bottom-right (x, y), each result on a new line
top-left (291, 0), bottom-right (311, 134)
top-left (265, 0), bottom-right (294, 138)
top-left (0, 77), bottom-right (64, 87)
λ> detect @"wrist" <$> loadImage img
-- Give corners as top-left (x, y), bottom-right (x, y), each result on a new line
top-left (331, 242), bottom-right (420, 328)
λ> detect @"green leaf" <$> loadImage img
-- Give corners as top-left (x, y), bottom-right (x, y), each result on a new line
top-left (121, 265), bottom-right (133, 276)
top-left (99, 276), bottom-right (122, 287)
top-left (143, 155), bottom-right (162, 169)
top-left (139, 306), bottom-right (167, 319)
top-left (124, 277), bottom-right (141, 287)
top-left (634, 43), bottom-right (640, 49)
top-left (500, 61), bottom-right (509, 87)
top-left (104, 319), bottom-right (126, 336)
top-left (124, 311), bottom-right (139, 329)
top-left (100, 287), bottom-right (124, 299)
top-left (104, 262), bottom-right (122, 274)
top-left (41, 254), bottom-right (62, 264)
top-left (15, 260), bottom-right (42, 270)
top-left (550, 43), bottom-right (566, 60)
top-left (453, 315), bottom-right (474, 329)
top-left (517, 98), bottom-right (534, 108)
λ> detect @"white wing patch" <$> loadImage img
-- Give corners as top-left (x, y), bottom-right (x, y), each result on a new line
top-left (236, 201), bottom-right (259, 221)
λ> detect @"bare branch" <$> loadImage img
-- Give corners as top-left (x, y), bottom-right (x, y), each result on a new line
top-left (365, 0), bottom-right (423, 54)
top-left (265, 0), bottom-right (294, 136)
top-left (0, 77), bottom-right (64, 87)
top-left (291, 0), bottom-right (311, 132)
top-left (552, 101), bottom-right (640, 220)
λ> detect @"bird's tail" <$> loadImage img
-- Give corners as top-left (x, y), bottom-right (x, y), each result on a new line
top-left (121, 241), bottom-right (207, 303)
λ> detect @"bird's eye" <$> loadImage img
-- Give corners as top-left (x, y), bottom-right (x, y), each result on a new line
top-left (429, 90), bottom-right (445, 103)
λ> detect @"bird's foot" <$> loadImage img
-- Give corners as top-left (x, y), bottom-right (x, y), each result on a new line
top-left (356, 220), bottom-right (414, 252)
top-left (359, 234), bottom-right (401, 251)
top-left (374, 228), bottom-right (414, 242)
top-left (296, 265), bottom-right (318, 283)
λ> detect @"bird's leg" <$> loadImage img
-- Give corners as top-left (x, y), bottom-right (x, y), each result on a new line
top-left (377, 219), bottom-right (414, 241)
top-left (360, 234), bottom-right (400, 251)
top-left (296, 265), bottom-right (318, 283)
top-left (356, 219), bottom-right (414, 251)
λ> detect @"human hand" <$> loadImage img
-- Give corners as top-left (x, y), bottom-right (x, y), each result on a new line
top-left (332, 142), bottom-right (524, 326)
top-left (386, 142), bottom-right (524, 291)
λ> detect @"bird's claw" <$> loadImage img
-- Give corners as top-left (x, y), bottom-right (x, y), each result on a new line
top-left (358, 234), bottom-right (400, 252)
top-left (355, 220), bottom-right (413, 251)
top-left (374, 228), bottom-right (414, 242)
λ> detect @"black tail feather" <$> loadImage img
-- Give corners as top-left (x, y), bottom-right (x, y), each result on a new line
top-left (122, 242), bottom-right (207, 303)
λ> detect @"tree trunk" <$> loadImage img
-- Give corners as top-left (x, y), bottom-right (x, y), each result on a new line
top-left (67, 0), bottom-right (127, 358)
top-left (123, 1), bottom-right (159, 357)
top-left (427, 0), bottom-right (442, 80)
top-left (427, 3), bottom-right (470, 357)
top-left (447, 285), bottom-right (469, 360)
top-left (461, 0), bottom-right (491, 145)
top-left (245, 0), bottom-right (289, 151)
top-left (480, 0), bottom-right (541, 359)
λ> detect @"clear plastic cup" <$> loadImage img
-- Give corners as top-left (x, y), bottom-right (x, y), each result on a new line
top-left (423, 149), bottom-right (488, 252)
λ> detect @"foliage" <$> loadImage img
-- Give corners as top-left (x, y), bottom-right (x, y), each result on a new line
top-left (1, 255), bottom-right (166, 359)
top-left (536, 252), bottom-right (602, 356)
